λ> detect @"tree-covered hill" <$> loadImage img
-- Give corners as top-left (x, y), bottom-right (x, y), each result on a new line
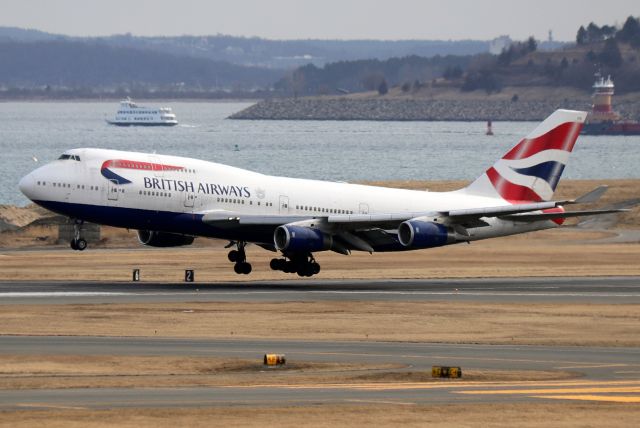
top-left (0, 40), bottom-right (281, 91)
top-left (277, 16), bottom-right (640, 97)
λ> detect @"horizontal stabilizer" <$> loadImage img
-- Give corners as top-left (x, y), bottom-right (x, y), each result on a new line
top-left (569, 185), bottom-right (608, 204)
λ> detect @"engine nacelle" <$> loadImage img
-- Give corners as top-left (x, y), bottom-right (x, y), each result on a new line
top-left (137, 230), bottom-right (195, 247)
top-left (274, 225), bottom-right (332, 253)
top-left (397, 220), bottom-right (453, 249)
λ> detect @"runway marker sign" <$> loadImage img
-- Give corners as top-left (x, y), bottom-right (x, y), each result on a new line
top-left (264, 354), bottom-right (286, 366)
top-left (432, 366), bottom-right (462, 378)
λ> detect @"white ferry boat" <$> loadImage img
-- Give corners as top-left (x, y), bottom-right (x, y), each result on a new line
top-left (106, 99), bottom-right (178, 126)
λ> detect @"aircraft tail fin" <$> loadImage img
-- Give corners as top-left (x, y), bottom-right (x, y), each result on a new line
top-left (464, 109), bottom-right (586, 203)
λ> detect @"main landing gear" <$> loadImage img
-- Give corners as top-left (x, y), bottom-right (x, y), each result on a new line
top-left (70, 219), bottom-right (87, 251)
top-left (225, 242), bottom-right (320, 277)
top-left (227, 241), bottom-right (252, 275)
top-left (270, 253), bottom-right (320, 277)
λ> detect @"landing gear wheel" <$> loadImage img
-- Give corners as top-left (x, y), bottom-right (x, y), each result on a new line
top-left (296, 267), bottom-right (310, 277)
top-left (70, 219), bottom-right (87, 251)
top-left (273, 254), bottom-right (321, 276)
top-left (234, 262), bottom-right (252, 275)
top-left (229, 241), bottom-right (251, 275)
top-left (284, 261), bottom-right (296, 274)
top-left (311, 262), bottom-right (320, 275)
top-left (76, 238), bottom-right (87, 251)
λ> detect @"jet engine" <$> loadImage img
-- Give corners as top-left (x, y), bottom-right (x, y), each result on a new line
top-left (137, 230), bottom-right (195, 247)
top-left (397, 220), bottom-right (454, 249)
top-left (274, 225), bottom-right (333, 253)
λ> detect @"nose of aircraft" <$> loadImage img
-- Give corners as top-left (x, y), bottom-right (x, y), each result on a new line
top-left (18, 171), bottom-right (36, 200)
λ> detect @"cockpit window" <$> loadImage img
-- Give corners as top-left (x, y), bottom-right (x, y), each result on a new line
top-left (58, 154), bottom-right (81, 161)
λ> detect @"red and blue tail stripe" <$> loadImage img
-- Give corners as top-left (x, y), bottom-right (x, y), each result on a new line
top-left (464, 110), bottom-right (586, 204)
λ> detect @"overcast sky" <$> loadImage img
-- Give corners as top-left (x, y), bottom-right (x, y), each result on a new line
top-left (1, 0), bottom-right (637, 41)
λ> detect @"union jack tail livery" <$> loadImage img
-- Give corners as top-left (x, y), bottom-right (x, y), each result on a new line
top-left (465, 109), bottom-right (586, 204)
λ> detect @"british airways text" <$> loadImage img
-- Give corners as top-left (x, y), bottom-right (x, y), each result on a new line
top-left (143, 177), bottom-right (250, 197)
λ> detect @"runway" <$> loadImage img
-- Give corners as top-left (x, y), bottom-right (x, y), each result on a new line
top-left (1, 276), bottom-right (639, 409)
top-left (1, 336), bottom-right (639, 409)
top-left (1, 276), bottom-right (640, 304)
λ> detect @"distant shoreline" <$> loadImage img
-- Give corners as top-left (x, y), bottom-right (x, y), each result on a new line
top-left (0, 98), bottom-right (258, 104)
top-left (229, 95), bottom-right (640, 122)
top-left (228, 98), bottom-right (581, 122)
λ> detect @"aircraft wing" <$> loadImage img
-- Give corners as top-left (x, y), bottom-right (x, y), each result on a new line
top-left (200, 196), bottom-right (626, 230)
top-left (198, 185), bottom-right (627, 252)
top-left (201, 200), bottom-right (579, 230)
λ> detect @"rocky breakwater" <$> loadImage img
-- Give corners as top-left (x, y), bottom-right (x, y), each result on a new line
top-left (228, 98), bottom-right (590, 121)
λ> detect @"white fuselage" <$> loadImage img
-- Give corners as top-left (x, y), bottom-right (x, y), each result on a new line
top-left (19, 148), bottom-right (558, 248)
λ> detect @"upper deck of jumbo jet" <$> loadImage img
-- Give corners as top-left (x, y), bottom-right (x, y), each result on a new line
top-left (30, 148), bottom-right (271, 181)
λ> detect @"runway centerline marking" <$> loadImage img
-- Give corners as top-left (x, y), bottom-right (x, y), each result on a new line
top-left (555, 364), bottom-right (629, 369)
top-left (531, 395), bottom-right (640, 403)
top-left (457, 386), bottom-right (640, 395)
top-left (0, 292), bottom-right (133, 297)
top-left (3, 290), bottom-right (640, 299)
top-left (225, 380), bottom-right (640, 392)
top-left (345, 399), bottom-right (415, 406)
top-left (456, 380), bottom-right (640, 403)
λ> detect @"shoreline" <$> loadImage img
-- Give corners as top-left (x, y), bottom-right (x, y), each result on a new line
top-left (228, 90), bottom-right (640, 121)
top-left (228, 98), bottom-right (586, 121)
top-left (0, 98), bottom-right (258, 104)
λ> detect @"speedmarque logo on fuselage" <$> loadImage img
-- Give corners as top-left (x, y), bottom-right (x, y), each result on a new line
top-left (101, 159), bottom-right (251, 197)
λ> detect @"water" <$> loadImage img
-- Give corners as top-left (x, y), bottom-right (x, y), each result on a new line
top-left (2, 101), bottom-right (639, 206)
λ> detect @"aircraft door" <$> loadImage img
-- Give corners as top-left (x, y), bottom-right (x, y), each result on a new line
top-left (359, 203), bottom-right (369, 214)
top-left (279, 195), bottom-right (289, 214)
top-left (107, 179), bottom-right (119, 201)
top-left (184, 192), bottom-right (195, 208)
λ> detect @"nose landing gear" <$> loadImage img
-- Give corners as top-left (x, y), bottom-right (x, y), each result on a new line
top-left (227, 241), bottom-right (252, 275)
top-left (70, 219), bottom-right (87, 251)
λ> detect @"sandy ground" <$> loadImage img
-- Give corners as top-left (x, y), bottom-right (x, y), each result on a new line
top-left (2, 403), bottom-right (640, 428)
top-left (2, 226), bottom-right (639, 281)
top-left (1, 300), bottom-right (639, 347)
top-left (0, 354), bottom-right (574, 390)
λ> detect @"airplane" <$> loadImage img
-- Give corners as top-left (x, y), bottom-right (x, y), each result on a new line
top-left (19, 109), bottom-right (625, 277)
